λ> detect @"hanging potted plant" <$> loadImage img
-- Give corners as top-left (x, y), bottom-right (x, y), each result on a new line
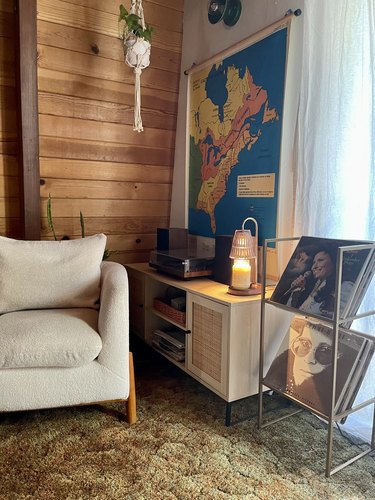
top-left (118, 2), bottom-right (154, 132)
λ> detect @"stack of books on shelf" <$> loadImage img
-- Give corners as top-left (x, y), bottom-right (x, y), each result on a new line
top-left (265, 236), bottom-right (375, 419)
top-left (152, 327), bottom-right (186, 362)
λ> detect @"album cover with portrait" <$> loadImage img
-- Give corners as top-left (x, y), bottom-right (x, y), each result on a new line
top-left (270, 236), bottom-right (375, 321)
top-left (263, 316), bottom-right (373, 418)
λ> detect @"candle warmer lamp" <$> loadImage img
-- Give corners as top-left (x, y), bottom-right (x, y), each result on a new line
top-left (227, 217), bottom-right (260, 296)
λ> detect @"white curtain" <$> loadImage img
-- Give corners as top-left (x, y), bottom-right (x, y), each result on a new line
top-left (294, 0), bottom-right (375, 442)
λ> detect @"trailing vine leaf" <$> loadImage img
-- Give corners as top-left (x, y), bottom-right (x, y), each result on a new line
top-left (47, 194), bottom-right (57, 241)
top-left (119, 3), bottom-right (128, 20)
top-left (142, 25), bottom-right (154, 42)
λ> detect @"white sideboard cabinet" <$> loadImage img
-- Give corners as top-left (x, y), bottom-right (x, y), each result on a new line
top-left (126, 263), bottom-right (290, 424)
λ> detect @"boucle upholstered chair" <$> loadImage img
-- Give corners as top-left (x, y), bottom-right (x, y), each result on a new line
top-left (0, 234), bottom-right (136, 424)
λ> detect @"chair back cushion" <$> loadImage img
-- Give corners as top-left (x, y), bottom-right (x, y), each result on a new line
top-left (0, 234), bottom-right (106, 314)
top-left (0, 308), bottom-right (102, 368)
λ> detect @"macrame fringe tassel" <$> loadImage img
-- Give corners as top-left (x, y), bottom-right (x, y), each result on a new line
top-left (133, 67), bottom-right (143, 133)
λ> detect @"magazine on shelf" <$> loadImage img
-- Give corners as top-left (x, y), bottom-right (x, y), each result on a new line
top-left (270, 236), bottom-right (375, 321)
top-left (152, 339), bottom-right (185, 362)
top-left (153, 328), bottom-right (185, 349)
top-left (263, 316), bottom-right (373, 418)
top-left (152, 328), bottom-right (186, 362)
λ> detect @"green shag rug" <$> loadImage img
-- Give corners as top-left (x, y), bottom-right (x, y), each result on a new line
top-left (0, 340), bottom-right (374, 499)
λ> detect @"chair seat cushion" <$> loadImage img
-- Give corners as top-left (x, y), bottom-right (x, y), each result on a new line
top-left (0, 309), bottom-right (102, 369)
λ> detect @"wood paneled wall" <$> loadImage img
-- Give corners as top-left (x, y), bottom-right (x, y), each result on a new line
top-left (37, 0), bottom-right (183, 263)
top-left (0, 0), bottom-right (22, 238)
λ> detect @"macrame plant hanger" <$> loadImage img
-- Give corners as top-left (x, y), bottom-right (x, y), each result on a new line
top-left (123, 0), bottom-right (151, 132)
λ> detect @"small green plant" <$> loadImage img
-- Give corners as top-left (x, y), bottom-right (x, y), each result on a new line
top-left (118, 3), bottom-right (154, 43)
top-left (47, 194), bottom-right (111, 260)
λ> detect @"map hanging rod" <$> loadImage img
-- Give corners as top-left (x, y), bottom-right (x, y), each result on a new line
top-left (184, 9), bottom-right (302, 76)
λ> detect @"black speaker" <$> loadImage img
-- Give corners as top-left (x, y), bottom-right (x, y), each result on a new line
top-left (157, 228), bottom-right (188, 251)
top-left (207, 0), bottom-right (242, 26)
top-left (214, 235), bottom-right (233, 285)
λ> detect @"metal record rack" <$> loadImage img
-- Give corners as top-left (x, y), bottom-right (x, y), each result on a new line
top-left (257, 236), bottom-right (375, 477)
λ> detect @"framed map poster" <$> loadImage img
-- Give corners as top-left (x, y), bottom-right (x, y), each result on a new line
top-left (187, 23), bottom-right (290, 244)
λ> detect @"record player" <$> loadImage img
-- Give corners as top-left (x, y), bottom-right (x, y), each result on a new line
top-left (149, 248), bottom-right (214, 279)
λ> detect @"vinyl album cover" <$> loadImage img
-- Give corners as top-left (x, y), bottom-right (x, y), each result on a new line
top-left (270, 236), bottom-right (374, 320)
top-left (264, 316), bottom-right (373, 418)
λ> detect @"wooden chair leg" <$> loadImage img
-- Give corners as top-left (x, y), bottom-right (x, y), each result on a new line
top-left (126, 351), bottom-right (137, 424)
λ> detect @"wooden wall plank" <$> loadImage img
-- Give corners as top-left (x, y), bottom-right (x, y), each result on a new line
top-left (106, 233), bottom-right (156, 252)
top-left (39, 137), bottom-right (174, 165)
top-left (0, 217), bottom-right (22, 236)
top-left (0, 141), bottom-right (17, 155)
top-left (0, 1), bottom-right (14, 14)
top-left (0, 154), bottom-right (18, 176)
top-left (38, 68), bottom-right (178, 114)
top-left (0, 36), bottom-right (15, 64)
top-left (41, 233), bottom-right (157, 252)
top-left (40, 158), bottom-right (172, 183)
top-left (0, 11), bottom-right (15, 37)
top-left (39, 198), bottom-right (170, 217)
top-left (143, 0), bottom-right (184, 12)
top-left (39, 92), bottom-right (177, 131)
top-left (0, 84), bottom-right (16, 108)
top-left (108, 250), bottom-right (152, 265)
top-left (0, 175), bottom-right (19, 196)
top-left (37, 45), bottom-right (179, 93)
top-left (0, 37), bottom-right (16, 66)
top-left (57, 0), bottom-right (184, 25)
top-left (40, 215), bottom-right (169, 237)
top-left (0, 129), bottom-right (17, 140)
top-left (37, 0), bottom-right (183, 52)
top-left (40, 218), bottom-right (168, 239)
top-left (37, 20), bottom-right (181, 75)
top-left (0, 109), bottom-right (17, 133)
top-left (0, 197), bottom-right (20, 216)
top-left (39, 114), bottom-right (175, 149)
top-left (0, 37), bottom-right (16, 86)
top-left (0, 1), bottom-right (22, 238)
top-left (40, 178), bottom-right (171, 201)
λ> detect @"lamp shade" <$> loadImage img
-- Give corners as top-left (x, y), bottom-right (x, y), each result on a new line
top-left (229, 229), bottom-right (256, 260)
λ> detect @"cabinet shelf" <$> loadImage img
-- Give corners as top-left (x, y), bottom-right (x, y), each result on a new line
top-left (151, 297), bottom-right (186, 329)
top-left (149, 307), bottom-right (187, 330)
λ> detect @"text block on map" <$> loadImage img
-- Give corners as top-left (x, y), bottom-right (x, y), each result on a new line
top-left (237, 173), bottom-right (275, 198)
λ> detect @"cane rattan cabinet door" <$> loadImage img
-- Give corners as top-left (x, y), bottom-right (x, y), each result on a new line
top-left (186, 293), bottom-right (228, 397)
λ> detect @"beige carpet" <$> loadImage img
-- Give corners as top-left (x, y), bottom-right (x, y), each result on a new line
top-left (0, 342), bottom-right (374, 499)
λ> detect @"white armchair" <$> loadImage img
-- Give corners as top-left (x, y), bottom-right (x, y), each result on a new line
top-left (0, 234), bottom-right (136, 424)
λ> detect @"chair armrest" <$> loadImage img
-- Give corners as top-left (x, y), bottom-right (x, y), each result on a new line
top-left (97, 261), bottom-right (129, 379)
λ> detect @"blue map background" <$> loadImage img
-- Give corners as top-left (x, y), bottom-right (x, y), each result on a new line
top-left (188, 28), bottom-right (288, 242)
